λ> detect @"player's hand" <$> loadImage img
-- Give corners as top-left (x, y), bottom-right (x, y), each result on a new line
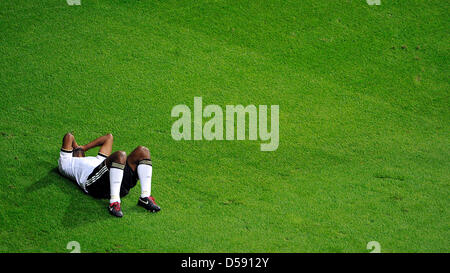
top-left (74, 145), bottom-right (86, 152)
top-left (73, 145), bottom-right (86, 152)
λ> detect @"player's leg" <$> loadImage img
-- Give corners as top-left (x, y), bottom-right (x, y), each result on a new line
top-left (105, 150), bottom-right (127, 217)
top-left (127, 146), bottom-right (160, 212)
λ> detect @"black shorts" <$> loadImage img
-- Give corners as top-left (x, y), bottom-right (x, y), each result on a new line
top-left (85, 160), bottom-right (138, 199)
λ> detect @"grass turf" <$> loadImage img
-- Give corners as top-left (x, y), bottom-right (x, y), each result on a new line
top-left (0, 0), bottom-right (448, 252)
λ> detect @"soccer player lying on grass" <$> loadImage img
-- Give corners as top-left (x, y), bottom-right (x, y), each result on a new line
top-left (58, 132), bottom-right (160, 217)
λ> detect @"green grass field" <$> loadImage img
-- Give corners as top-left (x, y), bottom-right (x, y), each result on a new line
top-left (0, 0), bottom-right (448, 253)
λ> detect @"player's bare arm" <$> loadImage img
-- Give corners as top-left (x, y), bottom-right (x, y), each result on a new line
top-left (61, 132), bottom-right (79, 151)
top-left (61, 132), bottom-right (113, 158)
top-left (79, 133), bottom-right (114, 156)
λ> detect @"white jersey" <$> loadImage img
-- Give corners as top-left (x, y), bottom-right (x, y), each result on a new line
top-left (58, 149), bottom-right (106, 192)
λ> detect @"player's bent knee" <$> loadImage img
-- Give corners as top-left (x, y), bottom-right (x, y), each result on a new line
top-left (136, 145), bottom-right (148, 151)
top-left (117, 150), bottom-right (127, 161)
top-left (110, 150), bottom-right (127, 165)
top-left (106, 133), bottom-right (113, 140)
top-left (136, 145), bottom-right (150, 157)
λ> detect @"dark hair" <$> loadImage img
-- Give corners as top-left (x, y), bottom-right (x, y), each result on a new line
top-left (73, 147), bottom-right (85, 157)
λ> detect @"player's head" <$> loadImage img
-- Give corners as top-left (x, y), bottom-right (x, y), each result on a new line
top-left (73, 147), bottom-right (85, 157)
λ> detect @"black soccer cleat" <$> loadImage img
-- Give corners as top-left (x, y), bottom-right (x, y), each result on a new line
top-left (138, 196), bottom-right (161, 213)
top-left (108, 202), bottom-right (123, 217)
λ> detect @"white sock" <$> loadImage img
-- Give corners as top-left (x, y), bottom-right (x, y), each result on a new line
top-left (109, 163), bottom-right (124, 204)
top-left (137, 162), bottom-right (152, 198)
